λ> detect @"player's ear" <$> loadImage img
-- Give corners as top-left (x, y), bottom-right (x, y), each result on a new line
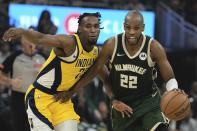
top-left (142, 24), bottom-right (145, 32)
top-left (77, 29), bottom-right (81, 34)
top-left (123, 22), bottom-right (126, 30)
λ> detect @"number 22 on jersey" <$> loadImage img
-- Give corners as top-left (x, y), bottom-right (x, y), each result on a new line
top-left (120, 74), bottom-right (137, 88)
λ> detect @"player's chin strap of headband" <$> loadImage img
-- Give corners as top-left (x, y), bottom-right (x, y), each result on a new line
top-left (166, 78), bottom-right (178, 91)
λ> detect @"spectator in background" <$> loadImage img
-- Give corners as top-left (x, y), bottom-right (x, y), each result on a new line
top-left (37, 10), bottom-right (57, 57)
top-left (26, 0), bottom-right (48, 4)
top-left (0, 42), bottom-right (11, 63)
top-left (168, 0), bottom-right (183, 15)
top-left (1, 37), bottom-right (46, 131)
top-left (178, 82), bottom-right (197, 131)
top-left (190, 81), bottom-right (197, 119)
top-left (75, 77), bottom-right (111, 131)
top-left (0, 65), bottom-right (22, 131)
top-left (0, 43), bottom-right (11, 93)
top-left (126, 0), bottom-right (146, 10)
top-left (184, 0), bottom-right (197, 26)
top-left (37, 10), bottom-right (57, 35)
top-left (0, 69), bottom-right (21, 87)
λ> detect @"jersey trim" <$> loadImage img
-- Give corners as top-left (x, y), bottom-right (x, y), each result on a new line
top-left (110, 36), bottom-right (118, 63)
top-left (147, 38), bottom-right (155, 67)
top-left (58, 45), bottom-right (78, 62)
top-left (33, 57), bottom-right (62, 94)
top-left (26, 88), bottom-right (54, 129)
top-left (57, 35), bottom-right (80, 64)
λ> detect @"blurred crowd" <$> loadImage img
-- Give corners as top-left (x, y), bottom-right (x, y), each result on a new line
top-left (0, 0), bottom-right (197, 131)
top-left (165, 0), bottom-right (197, 26)
top-left (1, 0), bottom-right (196, 25)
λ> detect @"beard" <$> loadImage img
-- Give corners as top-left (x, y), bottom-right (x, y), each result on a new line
top-left (126, 34), bottom-right (142, 45)
top-left (127, 37), bottom-right (137, 44)
top-left (88, 38), bottom-right (97, 45)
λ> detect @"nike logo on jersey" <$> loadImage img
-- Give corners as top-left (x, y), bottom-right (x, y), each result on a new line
top-left (117, 53), bottom-right (125, 56)
top-left (152, 91), bottom-right (157, 97)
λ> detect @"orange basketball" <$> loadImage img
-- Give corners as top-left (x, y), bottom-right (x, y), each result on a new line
top-left (160, 90), bottom-right (191, 121)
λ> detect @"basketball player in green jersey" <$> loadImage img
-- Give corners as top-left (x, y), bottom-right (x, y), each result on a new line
top-left (3, 12), bottom-right (130, 131)
top-left (55, 10), bottom-right (182, 131)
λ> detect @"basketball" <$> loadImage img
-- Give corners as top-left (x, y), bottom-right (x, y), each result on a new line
top-left (160, 90), bottom-right (191, 121)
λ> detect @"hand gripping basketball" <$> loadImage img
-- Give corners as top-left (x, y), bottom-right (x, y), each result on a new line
top-left (160, 89), bottom-right (191, 121)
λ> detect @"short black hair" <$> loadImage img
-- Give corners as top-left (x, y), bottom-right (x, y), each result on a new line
top-left (78, 12), bottom-right (101, 26)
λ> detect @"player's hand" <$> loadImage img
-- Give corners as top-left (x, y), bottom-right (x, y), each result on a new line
top-left (53, 90), bottom-right (75, 103)
top-left (2, 28), bottom-right (24, 42)
top-left (112, 100), bottom-right (133, 118)
top-left (173, 88), bottom-right (188, 96)
top-left (166, 88), bottom-right (187, 97)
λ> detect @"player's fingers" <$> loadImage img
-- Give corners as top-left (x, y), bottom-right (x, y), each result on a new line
top-left (123, 110), bottom-right (131, 117)
top-left (2, 33), bottom-right (8, 41)
top-left (181, 89), bottom-right (186, 94)
top-left (121, 103), bottom-right (133, 112)
top-left (125, 105), bottom-right (133, 113)
top-left (126, 108), bottom-right (133, 114)
top-left (60, 96), bottom-right (66, 103)
top-left (60, 97), bottom-right (69, 103)
top-left (3, 29), bottom-right (17, 41)
top-left (60, 99), bottom-right (65, 103)
top-left (121, 106), bottom-right (133, 115)
top-left (121, 112), bottom-right (125, 118)
top-left (53, 95), bottom-right (59, 101)
top-left (172, 88), bottom-right (179, 92)
top-left (3, 34), bottom-right (11, 42)
top-left (3, 29), bottom-right (12, 40)
top-left (60, 93), bottom-right (70, 103)
top-left (54, 94), bottom-right (62, 101)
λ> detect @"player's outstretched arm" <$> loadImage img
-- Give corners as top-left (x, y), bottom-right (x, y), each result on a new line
top-left (2, 27), bottom-right (65, 48)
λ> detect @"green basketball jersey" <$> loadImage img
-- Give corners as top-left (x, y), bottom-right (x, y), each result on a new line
top-left (109, 33), bottom-right (157, 104)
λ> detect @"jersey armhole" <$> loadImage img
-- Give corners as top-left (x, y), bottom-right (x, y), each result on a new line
top-left (58, 45), bottom-right (78, 62)
top-left (147, 38), bottom-right (155, 67)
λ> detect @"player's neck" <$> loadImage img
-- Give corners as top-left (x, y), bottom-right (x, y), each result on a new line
top-left (80, 37), bottom-right (94, 52)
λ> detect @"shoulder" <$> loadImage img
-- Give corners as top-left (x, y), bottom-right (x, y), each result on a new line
top-left (150, 39), bottom-right (167, 61)
top-left (104, 37), bottom-right (115, 47)
top-left (55, 34), bottom-right (76, 47)
top-left (150, 39), bottom-right (165, 53)
top-left (54, 34), bottom-right (77, 56)
top-left (103, 37), bottom-right (115, 49)
top-left (99, 36), bottom-right (116, 58)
